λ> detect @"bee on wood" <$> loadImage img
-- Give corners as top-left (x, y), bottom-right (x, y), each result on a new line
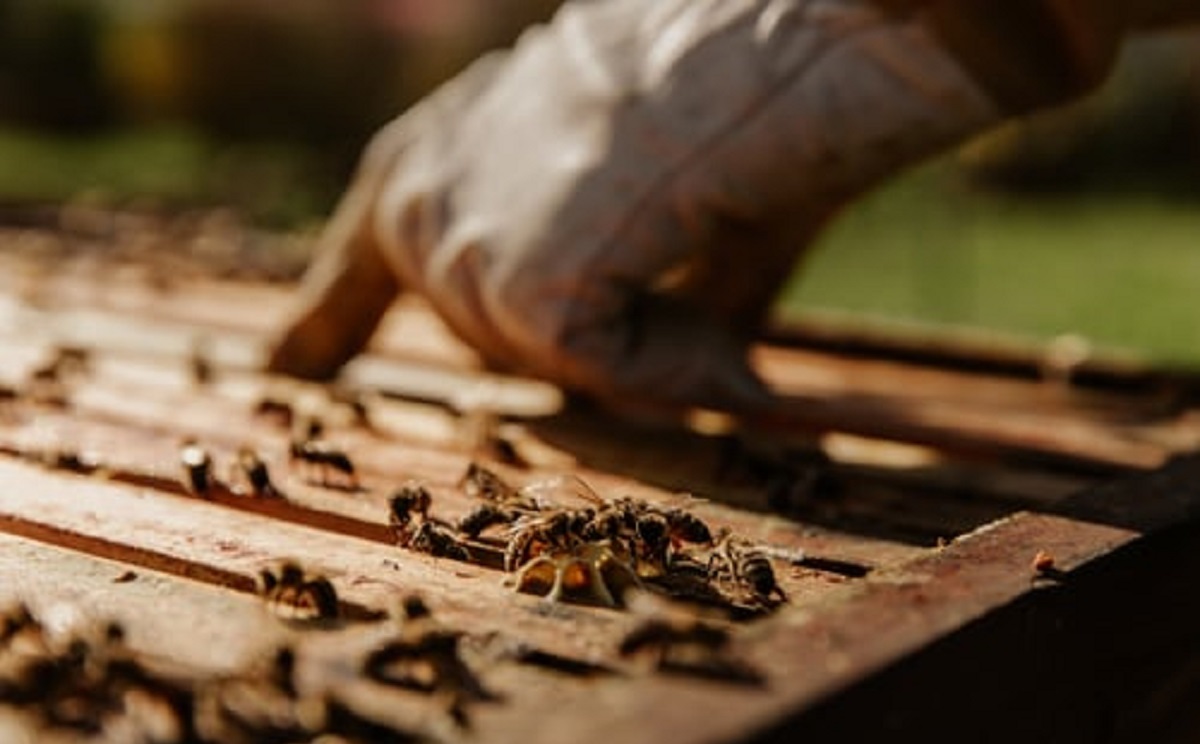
top-left (631, 511), bottom-right (671, 574)
top-left (39, 448), bottom-right (100, 475)
top-left (708, 531), bottom-right (787, 606)
top-left (579, 501), bottom-right (632, 541)
top-left (258, 562), bottom-right (340, 623)
top-left (363, 597), bottom-right (493, 728)
top-left (29, 345), bottom-right (90, 385)
top-left (0, 602), bottom-right (46, 653)
top-left (194, 644), bottom-right (320, 743)
top-left (456, 503), bottom-right (522, 539)
top-left (619, 615), bottom-right (762, 685)
top-left (586, 500), bottom-right (711, 576)
top-left (407, 522), bottom-right (471, 561)
top-left (23, 348), bottom-right (82, 408)
top-left (387, 484), bottom-right (470, 560)
top-left (482, 433), bottom-right (528, 468)
top-left (234, 447), bottom-right (279, 498)
top-left (289, 440), bottom-right (357, 489)
top-left (502, 511), bottom-right (581, 573)
top-left (179, 440), bottom-right (215, 496)
top-left (252, 395), bottom-right (295, 427)
top-left (387, 483), bottom-right (433, 543)
top-left (662, 508), bottom-right (714, 546)
top-left (459, 462), bottom-right (520, 503)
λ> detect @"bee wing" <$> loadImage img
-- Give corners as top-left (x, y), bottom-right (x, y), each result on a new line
top-left (499, 511), bottom-right (554, 539)
top-left (519, 474), bottom-right (604, 508)
top-left (755, 543), bottom-right (806, 565)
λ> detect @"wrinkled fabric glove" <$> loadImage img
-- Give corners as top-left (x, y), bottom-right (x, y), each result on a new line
top-left (267, 0), bottom-right (1141, 415)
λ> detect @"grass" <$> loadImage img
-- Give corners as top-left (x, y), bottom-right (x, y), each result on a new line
top-left (2, 123), bottom-right (1200, 366)
top-left (781, 162), bottom-right (1200, 366)
top-left (0, 124), bottom-right (337, 227)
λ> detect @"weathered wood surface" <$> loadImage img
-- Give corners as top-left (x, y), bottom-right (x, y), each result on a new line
top-left (0, 235), bottom-right (1199, 742)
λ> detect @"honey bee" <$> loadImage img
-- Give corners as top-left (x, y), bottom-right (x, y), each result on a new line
top-left (581, 499), bottom-right (711, 576)
top-left (456, 503), bottom-right (522, 539)
top-left (618, 616), bottom-right (730, 658)
top-left (482, 433), bottom-right (528, 468)
top-left (234, 447), bottom-right (279, 498)
top-left (387, 483), bottom-right (433, 543)
top-left (362, 597), bottom-right (492, 728)
top-left (0, 602), bottom-right (46, 653)
top-left (708, 531), bottom-right (787, 606)
top-left (252, 395), bottom-right (295, 426)
top-left (195, 644), bottom-right (317, 742)
top-left (578, 501), bottom-right (632, 541)
top-left (406, 522), bottom-right (471, 561)
top-left (386, 484), bottom-right (470, 560)
top-left (631, 512), bottom-right (671, 573)
top-left (180, 440), bottom-right (215, 496)
top-left (28, 345), bottom-right (90, 384)
top-left (24, 348), bottom-right (78, 407)
top-left (289, 440), bottom-right (357, 489)
top-left (258, 562), bottom-right (340, 622)
top-left (661, 508), bottom-right (713, 546)
top-left (39, 448), bottom-right (100, 475)
top-left (458, 462), bottom-right (520, 502)
top-left (619, 614), bottom-right (761, 684)
top-left (502, 511), bottom-right (584, 572)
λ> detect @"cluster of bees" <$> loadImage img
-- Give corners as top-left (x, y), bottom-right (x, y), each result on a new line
top-left (388, 463), bottom-right (788, 614)
top-left (0, 597), bottom-right (522, 741)
top-left (0, 603), bottom-right (422, 743)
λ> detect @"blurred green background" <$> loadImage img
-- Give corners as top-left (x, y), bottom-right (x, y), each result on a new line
top-left (1, 0), bottom-right (1199, 364)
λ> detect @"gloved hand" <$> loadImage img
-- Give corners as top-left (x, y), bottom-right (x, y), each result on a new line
top-left (267, 0), bottom-right (1135, 415)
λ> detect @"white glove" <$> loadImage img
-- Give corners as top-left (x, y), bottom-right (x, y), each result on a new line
top-left (268, 0), bottom-right (1007, 414)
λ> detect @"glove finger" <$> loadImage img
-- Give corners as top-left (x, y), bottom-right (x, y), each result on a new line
top-left (266, 117), bottom-right (414, 380)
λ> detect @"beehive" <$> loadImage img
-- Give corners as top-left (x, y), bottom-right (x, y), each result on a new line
top-left (0, 208), bottom-right (1198, 742)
